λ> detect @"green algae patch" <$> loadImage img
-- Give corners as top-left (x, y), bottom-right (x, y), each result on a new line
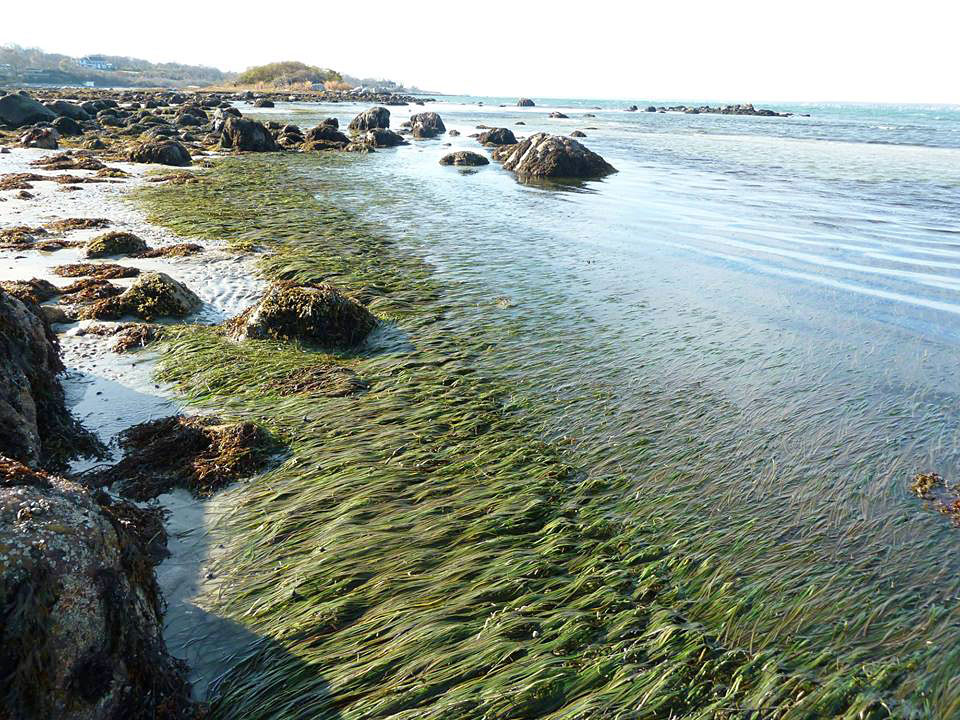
top-left (137, 155), bottom-right (930, 719)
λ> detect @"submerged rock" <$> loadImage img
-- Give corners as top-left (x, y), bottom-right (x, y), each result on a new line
top-left (477, 127), bottom-right (517, 146)
top-left (348, 106), bottom-right (391, 131)
top-left (0, 457), bottom-right (193, 720)
top-left (492, 132), bottom-right (617, 181)
top-left (0, 92), bottom-right (57, 127)
top-left (128, 139), bottom-right (192, 166)
top-left (439, 151), bottom-right (490, 166)
top-left (82, 272), bottom-right (201, 321)
top-left (86, 231), bottom-right (149, 258)
top-left (0, 289), bottom-right (101, 469)
top-left (220, 115), bottom-right (280, 152)
top-left (87, 415), bottom-right (272, 500)
top-left (230, 281), bottom-right (377, 346)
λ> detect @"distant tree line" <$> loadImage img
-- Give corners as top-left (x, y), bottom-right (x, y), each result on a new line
top-left (235, 61), bottom-right (342, 87)
top-left (0, 44), bottom-right (232, 87)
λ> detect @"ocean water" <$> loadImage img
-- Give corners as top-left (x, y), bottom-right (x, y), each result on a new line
top-left (248, 97), bottom-right (960, 708)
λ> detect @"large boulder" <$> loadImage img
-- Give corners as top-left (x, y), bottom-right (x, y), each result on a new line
top-left (361, 128), bottom-right (407, 148)
top-left (439, 151), bottom-right (489, 167)
top-left (43, 99), bottom-right (90, 121)
top-left (348, 106), bottom-right (390, 131)
top-left (0, 289), bottom-right (100, 469)
top-left (0, 457), bottom-right (193, 720)
top-left (86, 231), bottom-right (149, 259)
top-left (477, 127), bottom-right (517, 146)
top-left (230, 282), bottom-right (377, 347)
top-left (409, 112), bottom-right (445, 138)
top-left (0, 92), bottom-right (56, 128)
top-left (128, 139), bottom-right (192, 167)
top-left (253, 98), bottom-right (274, 108)
top-left (219, 115), bottom-right (280, 152)
top-left (83, 272), bottom-right (201, 321)
top-left (517, 98), bottom-right (536, 107)
top-left (492, 132), bottom-right (617, 180)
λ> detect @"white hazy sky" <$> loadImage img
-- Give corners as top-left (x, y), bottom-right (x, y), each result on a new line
top-left (4, 0), bottom-right (959, 104)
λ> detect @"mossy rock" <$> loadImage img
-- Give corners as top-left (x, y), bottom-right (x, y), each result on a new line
top-left (86, 231), bottom-right (149, 259)
top-left (82, 272), bottom-right (201, 321)
top-left (229, 282), bottom-right (377, 347)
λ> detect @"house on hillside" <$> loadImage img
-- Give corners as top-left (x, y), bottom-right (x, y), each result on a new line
top-left (76, 55), bottom-right (114, 71)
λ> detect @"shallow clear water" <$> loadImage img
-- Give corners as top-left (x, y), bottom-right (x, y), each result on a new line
top-left (249, 97), bottom-right (960, 703)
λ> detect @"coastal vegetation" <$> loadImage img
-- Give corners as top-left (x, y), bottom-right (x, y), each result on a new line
top-left (234, 61), bottom-right (342, 89)
top-left (130, 154), bottom-right (932, 718)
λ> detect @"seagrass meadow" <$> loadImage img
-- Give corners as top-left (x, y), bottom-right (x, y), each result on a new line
top-left (133, 153), bottom-right (960, 719)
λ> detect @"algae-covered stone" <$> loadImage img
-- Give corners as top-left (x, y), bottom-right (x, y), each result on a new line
top-left (128, 139), bottom-right (192, 166)
top-left (85, 231), bottom-right (149, 258)
top-left (83, 272), bottom-right (201, 321)
top-left (230, 281), bottom-right (377, 347)
top-left (0, 457), bottom-right (193, 720)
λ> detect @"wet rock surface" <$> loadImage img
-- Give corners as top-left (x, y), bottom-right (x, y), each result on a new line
top-left (0, 457), bottom-right (193, 720)
top-left (0, 289), bottom-right (101, 470)
top-left (230, 281), bottom-right (377, 347)
top-left (82, 272), bottom-right (201, 321)
top-left (219, 115), bottom-right (280, 152)
top-left (348, 106), bottom-right (391, 131)
top-left (128, 140), bottom-right (192, 167)
top-left (439, 150), bottom-right (490, 166)
top-left (477, 127), bottom-right (517, 146)
top-left (492, 132), bottom-right (617, 181)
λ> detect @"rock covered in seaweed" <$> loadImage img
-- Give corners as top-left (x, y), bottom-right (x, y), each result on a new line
top-left (361, 128), bottom-right (407, 148)
top-left (439, 151), bottom-right (490, 167)
top-left (230, 281), bottom-right (377, 347)
top-left (348, 106), bottom-right (391, 131)
top-left (128, 139), bottom-right (192, 167)
top-left (219, 115), bottom-right (280, 152)
top-left (492, 132), bottom-right (617, 181)
top-left (0, 457), bottom-right (194, 720)
top-left (0, 288), bottom-right (101, 469)
top-left (82, 272), bottom-right (201, 321)
top-left (86, 231), bottom-right (149, 258)
top-left (303, 124), bottom-right (350, 146)
top-left (86, 415), bottom-right (272, 500)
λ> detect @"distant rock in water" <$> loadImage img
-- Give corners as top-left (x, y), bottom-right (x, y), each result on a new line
top-left (477, 127), bottom-right (517, 146)
top-left (304, 124), bottom-right (349, 145)
top-left (128, 139), bottom-right (192, 166)
top-left (439, 151), bottom-right (490, 167)
top-left (492, 133), bottom-right (617, 181)
top-left (448, 129), bottom-right (460, 137)
top-left (361, 128), bottom-right (407, 148)
top-left (220, 116), bottom-right (280, 152)
top-left (517, 98), bottom-right (536, 107)
top-left (410, 112), bottom-right (446, 138)
top-left (549, 111), bottom-right (569, 119)
top-left (349, 106), bottom-right (391, 131)
top-left (0, 92), bottom-right (56, 127)
top-left (625, 105), bottom-right (639, 112)
top-left (253, 98), bottom-right (275, 108)
top-left (570, 130), bottom-right (587, 137)
top-left (0, 457), bottom-right (194, 720)
top-left (230, 281), bottom-right (377, 347)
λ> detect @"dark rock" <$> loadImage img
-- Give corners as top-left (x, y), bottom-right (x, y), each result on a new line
top-left (348, 106), bottom-right (390, 131)
top-left (0, 289), bottom-right (101, 469)
top-left (517, 98), bottom-right (536, 107)
top-left (570, 130), bottom-right (587, 137)
top-left (492, 132), bottom-right (617, 181)
top-left (448, 129), bottom-right (460, 137)
top-left (52, 116), bottom-right (84, 136)
top-left (645, 106), bottom-right (657, 112)
top-left (230, 281), bottom-right (377, 346)
top-left (439, 151), bottom-right (490, 167)
top-left (0, 93), bottom-right (57, 128)
top-left (304, 124), bottom-right (349, 145)
top-left (220, 116), bottom-right (280, 152)
top-left (549, 112), bottom-right (569, 119)
top-left (362, 128), bottom-right (407, 148)
top-left (43, 100), bottom-right (90, 121)
top-left (409, 112), bottom-right (445, 138)
top-left (253, 98), bottom-right (274, 108)
top-left (128, 140), bottom-right (192, 166)
top-left (477, 127), bottom-right (517, 146)
top-left (321, 117), bottom-right (339, 128)
top-left (626, 105), bottom-right (638, 112)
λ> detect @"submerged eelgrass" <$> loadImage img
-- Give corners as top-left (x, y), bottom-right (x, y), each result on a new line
top-left (136, 155), bottom-right (937, 719)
